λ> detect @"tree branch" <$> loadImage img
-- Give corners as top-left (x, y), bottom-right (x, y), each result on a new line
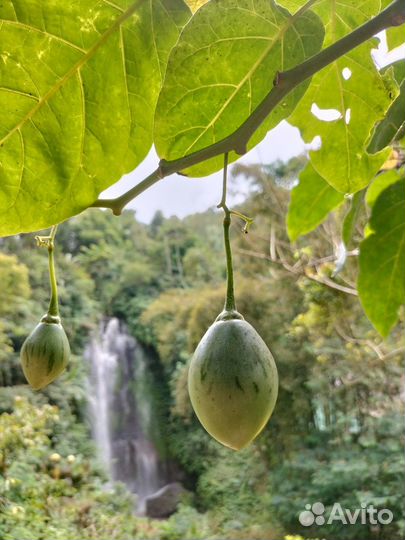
top-left (334, 323), bottom-right (385, 359)
top-left (92, 0), bottom-right (405, 215)
top-left (236, 247), bottom-right (359, 296)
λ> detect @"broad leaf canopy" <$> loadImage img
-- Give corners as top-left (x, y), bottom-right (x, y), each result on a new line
top-left (0, 0), bottom-right (190, 236)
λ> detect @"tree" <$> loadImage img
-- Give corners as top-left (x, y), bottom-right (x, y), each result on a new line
top-left (0, 0), bottom-right (404, 337)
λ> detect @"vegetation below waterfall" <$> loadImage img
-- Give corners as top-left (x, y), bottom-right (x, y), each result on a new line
top-left (0, 160), bottom-right (404, 540)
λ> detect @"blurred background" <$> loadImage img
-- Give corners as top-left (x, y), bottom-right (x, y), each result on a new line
top-left (0, 151), bottom-right (404, 540)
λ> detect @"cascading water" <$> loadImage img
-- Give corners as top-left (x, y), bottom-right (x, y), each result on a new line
top-left (85, 318), bottom-right (165, 510)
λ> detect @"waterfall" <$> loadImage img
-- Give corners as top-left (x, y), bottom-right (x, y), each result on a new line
top-left (85, 318), bottom-right (165, 508)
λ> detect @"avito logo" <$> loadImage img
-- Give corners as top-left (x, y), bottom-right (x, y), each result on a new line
top-left (299, 501), bottom-right (393, 526)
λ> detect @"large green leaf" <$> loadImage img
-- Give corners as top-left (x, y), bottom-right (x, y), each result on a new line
top-left (287, 162), bottom-right (343, 241)
top-left (154, 0), bottom-right (324, 177)
top-left (365, 169), bottom-right (403, 207)
top-left (0, 0), bottom-right (191, 236)
top-left (386, 24), bottom-right (405, 50)
top-left (367, 80), bottom-right (405, 150)
top-left (358, 178), bottom-right (405, 337)
top-left (288, 0), bottom-right (395, 194)
top-left (368, 61), bottom-right (405, 152)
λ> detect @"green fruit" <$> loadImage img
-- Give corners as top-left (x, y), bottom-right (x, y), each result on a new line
top-left (20, 314), bottom-right (70, 390)
top-left (188, 310), bottom-right (278, 450)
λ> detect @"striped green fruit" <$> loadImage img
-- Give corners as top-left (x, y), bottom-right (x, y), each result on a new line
top-left (188, 311), bottom-right (278, 450)
top-left (20, 315), bottom-right (70, 390)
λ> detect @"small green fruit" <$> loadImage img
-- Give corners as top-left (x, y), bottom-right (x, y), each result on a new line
top-left (20, 314), bottom-right (70, 390)
top-left (188, 311), bottom-right (278, 450)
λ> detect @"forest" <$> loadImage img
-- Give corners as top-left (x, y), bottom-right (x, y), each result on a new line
top-left (0, 159), bottom-right (404, 539)
top-left (0, 0), bottom-right (405, 538)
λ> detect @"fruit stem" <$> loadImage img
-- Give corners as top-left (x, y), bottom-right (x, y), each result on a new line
top-left (217, 154), bottom-right (236, 312)
top-left (47, 225), bottom-right (60, 318)
top-left (223, 210), bottom-right (236, 312)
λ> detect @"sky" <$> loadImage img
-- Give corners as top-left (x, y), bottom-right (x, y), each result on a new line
top-left (101, 35), bottom-right (405, 223)
top-left (101, 121), bottom-right (306, 222)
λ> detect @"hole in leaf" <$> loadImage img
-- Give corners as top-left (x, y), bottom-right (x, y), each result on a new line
top-left (311, 103), bottom-right (342, 122)
top-left (342, 67), bottom-right (352, 80)
top-left (345, 108), bottom-right (351, 125)
top-left (307, 135), bottom-right (322, 151)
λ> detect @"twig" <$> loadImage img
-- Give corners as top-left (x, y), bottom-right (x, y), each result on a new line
top-left (236, 247), bottom-right (359, 296)
top-left (334, 324), bottom-right (384, 358)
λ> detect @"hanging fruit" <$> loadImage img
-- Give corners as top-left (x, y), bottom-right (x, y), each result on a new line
top-left (20, 226), bottom-right (70, 390)
top-left (188, 155), bottom-right (278, 450)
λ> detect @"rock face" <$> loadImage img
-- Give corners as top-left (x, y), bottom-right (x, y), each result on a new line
top-left (144, 482), bottom-right (187, 518)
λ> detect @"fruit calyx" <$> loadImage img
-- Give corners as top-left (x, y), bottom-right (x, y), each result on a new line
top-left (40, 313), bottom-right (61, 325)
top-left (215, 309), bottom-right (244, 322)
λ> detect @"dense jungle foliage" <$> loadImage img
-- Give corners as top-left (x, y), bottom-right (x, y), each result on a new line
top-left (0, 160), bottom-right (404, 540)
